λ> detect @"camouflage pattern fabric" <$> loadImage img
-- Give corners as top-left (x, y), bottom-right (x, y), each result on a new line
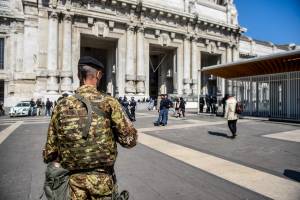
top-left (43, 85), bottom-right (137, 199)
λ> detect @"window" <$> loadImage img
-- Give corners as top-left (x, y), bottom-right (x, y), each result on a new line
top-left (216, 0), bottom-right (224, 5)
top-left (0, 38), bottom-right (4, 70)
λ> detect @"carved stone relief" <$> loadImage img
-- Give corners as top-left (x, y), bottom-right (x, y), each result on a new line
top-left (92, 21), bottom-right (109, 37)
top-left (159, 33), bottom-right (171, 46)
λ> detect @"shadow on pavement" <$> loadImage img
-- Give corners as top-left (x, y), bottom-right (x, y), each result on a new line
top-left (283, 169), bottom-right (300, 182)
top-left (208, 131), bottom-right (231, 139)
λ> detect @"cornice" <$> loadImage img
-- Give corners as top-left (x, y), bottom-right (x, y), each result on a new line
top-left (39, 1), bottom-right (242, 32)
top-left (195, 0), bottom-right (227, 12)
top-left (0, 14), bottom-right (25, 22)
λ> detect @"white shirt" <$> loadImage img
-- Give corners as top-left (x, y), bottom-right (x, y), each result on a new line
top-left (224, 97), bottom-right (238, 120)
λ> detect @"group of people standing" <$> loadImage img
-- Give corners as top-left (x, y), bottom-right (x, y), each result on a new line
top-left (199, 95), bottom-right (218, 113)
top-left (174, 97), bottom-right (186, 118)
top-left (28, 98), bottom-right (55, 117)
top-left (118, 96), bottom-right (137, 121)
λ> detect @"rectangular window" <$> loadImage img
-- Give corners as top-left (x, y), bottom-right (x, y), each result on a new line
top-left (0, 38), bottom-right (4, 70)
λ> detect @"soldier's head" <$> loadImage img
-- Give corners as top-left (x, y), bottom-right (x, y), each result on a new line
top-left (78, 56), bottom-right (105, 88)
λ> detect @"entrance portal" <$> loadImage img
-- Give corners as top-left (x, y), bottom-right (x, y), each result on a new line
top-left (80, 35), bottom-right (117, 96)
top-left (201, 52), bottom-right (221, 96)
top-left (149, 45), bottom-right (175, 98)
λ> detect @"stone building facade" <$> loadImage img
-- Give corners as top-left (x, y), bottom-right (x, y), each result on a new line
top-left (0, 0), bottom-right (295, 107)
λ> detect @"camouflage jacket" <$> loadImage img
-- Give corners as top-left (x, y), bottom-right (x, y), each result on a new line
top-left (43, 85), bottom-right (138, 167)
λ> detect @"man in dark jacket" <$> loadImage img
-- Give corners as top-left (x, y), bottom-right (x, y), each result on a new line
top-left (179, 97), bottom-right (186, 118)
top-left (45, 98), bottom-right (53, 117)
top-left (199, 97), bottom-right (205, 113)
top-left (29, 98), bottom-right (36, 116)
top-left (129, 97), bottom-right (137, 121)
top-left (155, 94), bottom-right (165, 126)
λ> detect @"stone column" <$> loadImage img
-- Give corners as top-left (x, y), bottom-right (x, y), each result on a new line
top-left (172, 51), bottom-right (178, 94)
top-left (232, 44), bottom-right (239, 61)
top-left (191, 37), bottom-right (198, 95)
top-left (47, 12), bottom-right (59, 94)
top-left (177, 45), bottom-right (184, 95)
top-left (136, 27), bottom-right (145, 95)
top-left (226, 44), bottom-right (233, 95)
top-left (144, 41), bottom-right (150, 98)
top-left (125, 25), bottom-right (136, 95)
top-left (61, 13), bottom-right (72, 93)
top-left (183, 35), bottom-right (191, 95)
top-left (116, 34), bottom-right (126, 97)
top-left (221, 53), bottom-right (226, 97)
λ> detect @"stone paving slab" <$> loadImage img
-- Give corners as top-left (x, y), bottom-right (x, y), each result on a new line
top-left (143, 121), bottom-right (300, 180)
top-left (116, 144), bottom-right (271, 200)
top-left (0, 124), bottom-right (9, 132)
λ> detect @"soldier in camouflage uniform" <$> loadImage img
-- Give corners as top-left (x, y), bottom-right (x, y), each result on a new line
top-left (43, 56), bottom-right (138, 200)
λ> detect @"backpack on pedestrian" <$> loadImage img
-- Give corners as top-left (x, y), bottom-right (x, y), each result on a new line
top-left (235, 102), bottom-right (243, 114)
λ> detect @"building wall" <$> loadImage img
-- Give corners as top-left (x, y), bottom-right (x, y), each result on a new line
top-left (0, 0), bottom-right (292, 107)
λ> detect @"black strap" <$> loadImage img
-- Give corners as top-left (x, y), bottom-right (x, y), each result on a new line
top-left (69, 166), bottom-right (114, 175)
top-left (74, 94), bottom-right (93, 139)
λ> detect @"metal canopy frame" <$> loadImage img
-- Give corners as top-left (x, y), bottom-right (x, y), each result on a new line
top-left (201, 50), bottom-right (300, 79)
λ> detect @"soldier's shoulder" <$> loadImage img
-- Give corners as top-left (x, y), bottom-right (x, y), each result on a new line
top-left (102, 95), bottom-right (120, 105)
top-left (56, 95), bottom-right (78, 108)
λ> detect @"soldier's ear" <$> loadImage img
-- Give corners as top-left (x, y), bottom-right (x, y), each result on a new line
top-left (96, 71), bottom-right (103, 80)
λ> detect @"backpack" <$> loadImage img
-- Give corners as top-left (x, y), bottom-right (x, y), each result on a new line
top-left (235, 102), bottom-right (243, 114)
top-left (42, 162), bottom-right (70, 200)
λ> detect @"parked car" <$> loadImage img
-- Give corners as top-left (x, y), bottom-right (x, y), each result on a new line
top-left (9, 101), bottom-right (36, 117)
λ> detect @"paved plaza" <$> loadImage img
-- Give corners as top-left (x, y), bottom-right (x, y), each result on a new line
top-left (0, 110), bottom-right (299, 200)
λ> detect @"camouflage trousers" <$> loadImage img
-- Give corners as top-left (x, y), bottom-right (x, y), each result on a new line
top-left (69, 171), bottom-right (116, 200)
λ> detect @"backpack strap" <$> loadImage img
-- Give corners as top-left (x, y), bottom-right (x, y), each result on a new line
top-left (73, 94), bottom-right (93, 139)
top-left (91, 102), bottom-right (108, 118)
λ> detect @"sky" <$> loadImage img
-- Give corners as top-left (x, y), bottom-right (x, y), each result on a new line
top-left (235, 0), bottom-right (300, 45)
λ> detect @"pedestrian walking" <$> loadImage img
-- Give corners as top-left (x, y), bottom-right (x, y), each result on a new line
top-left (199, 97), bottom-right (205, 113)
top-left (222, 94), bottom-right (229, 116)
top-left (36, 98), bottom-right (43, 116)
top-left (155, 94), bottom-right (172, 126)
top-left (0, 101), bottom-right (4, 116)
top-left (174, 98), bottom-right (180, 117)
top-left (205, 95), bottom-right (211, 113)
top-left (43, 56), bottom-right (137, 200)
top-left (129, 97), bottom-right (136, 121)
top-left (212, 96), bottom-right (217, 114)
top-left (224, 95), bottom-right (238, 138)
top-left (119, 96), bottom-right (134, 121)
top-left (163, 94), bottom-right (173, 124)
top-left (154, 94), bottom-right (165, 126)
top-left (179, 97), bottom-right (186, 118)
top-left (45, 98), bottom-right (52, 116)
top-left (148, 98), bottom-right (154, 111)
top-left (29, 98), bottom-right (36, 116)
